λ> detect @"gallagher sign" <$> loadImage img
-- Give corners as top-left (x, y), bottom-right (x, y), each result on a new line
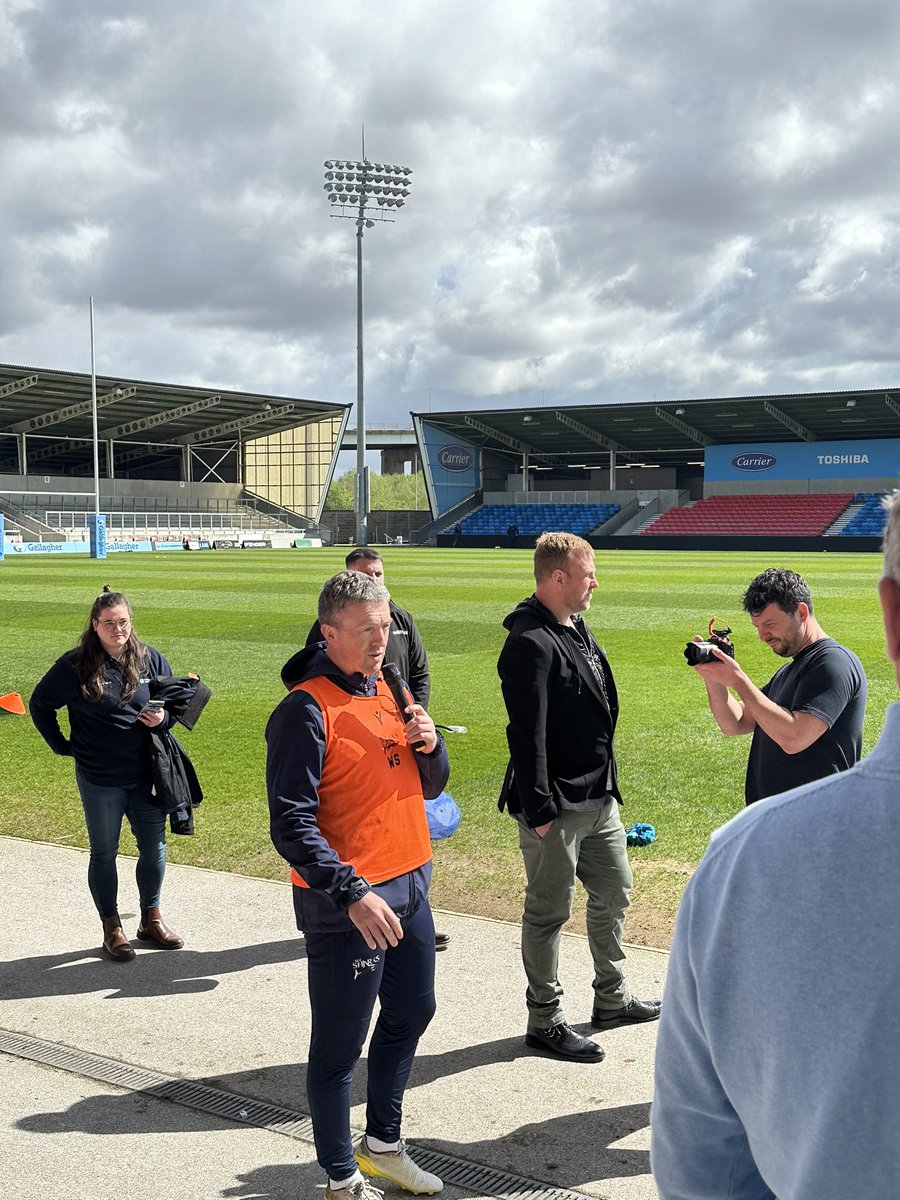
top-left (436, 444), bottom-right (474, 472)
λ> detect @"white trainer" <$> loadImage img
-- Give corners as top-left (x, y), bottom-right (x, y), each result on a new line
top-left (355, 1136), bottom-right (443, 1195)
top-left (324, 1172), bottom-right (384, 1200)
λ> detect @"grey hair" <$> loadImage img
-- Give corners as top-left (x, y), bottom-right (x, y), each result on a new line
top-left (883, 490), bottom-right (900, 584)
top-left (318, 570), bottom-right (390, 625)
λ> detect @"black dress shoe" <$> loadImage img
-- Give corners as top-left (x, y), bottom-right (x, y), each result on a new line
top-left (525, 1022), bottom-right (606, 1062)
top-left (591, 997), bottom-right (661, 1029)
top-left (435, 931), bottom-right (451, 950)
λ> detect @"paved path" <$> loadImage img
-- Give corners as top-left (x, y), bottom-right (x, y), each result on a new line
top-left (0, 837), bottom-right (666, 1200)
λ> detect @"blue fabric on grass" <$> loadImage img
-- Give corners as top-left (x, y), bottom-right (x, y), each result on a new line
top-left (426, 791), bottom-right (461, 839)
top-left (625, 822), bottom-right (655, 846)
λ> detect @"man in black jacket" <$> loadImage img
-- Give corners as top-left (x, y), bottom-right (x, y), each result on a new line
top-left (497, 532), bottom-right (660, 1063)
top-left (306, 549), bottom-right (430, 707)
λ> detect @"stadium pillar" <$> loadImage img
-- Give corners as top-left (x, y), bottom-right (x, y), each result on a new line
top-left (17, 433), bottom-right (26, 474)
top-left (0, 513), bottom-right (4, 561)
top-left (107, 440), bottom-right (115, 480)
top-left (523, 453), bottom-right (529, 492)
top-left (609, 450), bottom-right (616, 489)
top-left (88, 514), bottom-right (107, 559)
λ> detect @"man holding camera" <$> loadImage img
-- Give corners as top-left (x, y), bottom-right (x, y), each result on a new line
top-left (692, 567), bottom-right (866, 805)
top-left (497, 532), bottom-right (660, 1063)
top-left (653, 497), bottom-right (900, 1199)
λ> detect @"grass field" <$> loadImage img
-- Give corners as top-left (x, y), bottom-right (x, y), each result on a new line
top-left (1, 546), bottom-right (892, 947)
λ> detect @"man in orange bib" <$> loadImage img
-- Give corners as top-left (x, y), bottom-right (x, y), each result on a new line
top-left (267, 570), bottom-right (450, 1200)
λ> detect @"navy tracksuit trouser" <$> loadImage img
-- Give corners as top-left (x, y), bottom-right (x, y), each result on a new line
top-left (304, 876), bottom-right (437, 1180)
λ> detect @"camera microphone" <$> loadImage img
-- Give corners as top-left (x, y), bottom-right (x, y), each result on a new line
top-left (381, 662), bottom-right (425, 750)
top-left (684, 616), bottom-right (735, 666)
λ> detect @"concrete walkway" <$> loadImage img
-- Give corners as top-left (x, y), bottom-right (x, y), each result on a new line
top-left (0, 837), bottom-right (666, 1200)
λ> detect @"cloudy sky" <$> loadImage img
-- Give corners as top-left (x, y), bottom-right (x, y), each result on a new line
top-left (3, 0), bottom-right (900, 428)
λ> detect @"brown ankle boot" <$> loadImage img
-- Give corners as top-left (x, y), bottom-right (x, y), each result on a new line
top-left (101, 914), bottom-right (136, 962)
top-left (137, 906), bottom-right (184, 949)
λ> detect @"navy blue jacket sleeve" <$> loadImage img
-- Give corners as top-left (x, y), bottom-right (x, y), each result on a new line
top-left (415, 733), bottom-right (450, 799)
top-left (29, 657), bottom-right (77, 756)
top-left (266, 691), bottom-right (369, 909)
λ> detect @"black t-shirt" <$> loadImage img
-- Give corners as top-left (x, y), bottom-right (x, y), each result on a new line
top-left (744, 639), bottom-right (867, 805)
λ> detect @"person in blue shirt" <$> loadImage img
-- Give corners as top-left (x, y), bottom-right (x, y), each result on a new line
top-left (30, 585), bottom-right (183, 962)
top-left (652, 491), bottom-right (900, 1200)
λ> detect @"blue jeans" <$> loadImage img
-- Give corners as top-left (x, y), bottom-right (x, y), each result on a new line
top-left (75, 768), bottom-right (167, 919)
top-left (304, 882), bottom-right (436, 1180)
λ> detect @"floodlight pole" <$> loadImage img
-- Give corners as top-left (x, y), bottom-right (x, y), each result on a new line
top-left (324, 139), bottom-right (412, 546)
top-left (89, 296), bottom-right (100, 519)
top-left (356, 218), bottom-right (366, 545)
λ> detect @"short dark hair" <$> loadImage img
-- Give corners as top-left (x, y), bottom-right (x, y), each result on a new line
top-left (345, 548), bottom-right (383, 568)
top-left (743, 568), bottom-right (812, 616)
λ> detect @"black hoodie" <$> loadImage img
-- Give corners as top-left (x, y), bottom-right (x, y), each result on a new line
top-left (266, 644), bottom-right (449, 925)
top-left (497, 596), bottom-right (621, 828)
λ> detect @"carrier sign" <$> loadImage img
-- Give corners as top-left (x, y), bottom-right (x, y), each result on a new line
top-left (731, 452), bottom-right (777, 472)
top-left (437, 444), bottom-right (474, 472)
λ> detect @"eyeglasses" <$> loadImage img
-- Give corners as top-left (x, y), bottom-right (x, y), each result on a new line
top-left (97, 618), bottom-right (131, 632)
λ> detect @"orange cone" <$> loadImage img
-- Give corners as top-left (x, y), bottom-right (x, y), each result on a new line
top-left (0, 692), bottom-right (26, 716)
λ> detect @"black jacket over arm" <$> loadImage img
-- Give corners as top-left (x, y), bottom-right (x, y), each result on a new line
top-left (497, 596), bottom-right (621, 829)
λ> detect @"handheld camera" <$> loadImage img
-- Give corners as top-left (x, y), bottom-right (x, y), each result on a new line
top-left (684, 617), bottom-right (735, 666)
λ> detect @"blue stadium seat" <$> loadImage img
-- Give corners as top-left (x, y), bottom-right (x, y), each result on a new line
top-left (840, 492), bottom-right (889, 536)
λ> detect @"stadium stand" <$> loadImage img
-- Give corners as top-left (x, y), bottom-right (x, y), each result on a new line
top-left (839, 492), bottom-right (890, 537)
top-left (642, 493), bottom-right (854, 537)
top-left (9, 492), bottom-right (298, 540)
top-left (461, 502), bottom-right (620, 537)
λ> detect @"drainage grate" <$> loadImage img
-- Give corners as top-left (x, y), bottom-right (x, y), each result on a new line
top-left (1, 1028), bottom-right (593, 1200)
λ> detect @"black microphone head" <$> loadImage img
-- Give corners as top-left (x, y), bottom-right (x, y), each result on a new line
top-left (381, 661), bottom-right (400, 683)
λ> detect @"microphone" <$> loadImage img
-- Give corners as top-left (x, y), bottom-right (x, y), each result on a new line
top-left (381, 661), bottom-right (425, 750)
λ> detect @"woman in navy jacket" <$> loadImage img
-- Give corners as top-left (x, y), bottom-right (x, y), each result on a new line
top-left (30, 586), bottom-right (184, 962)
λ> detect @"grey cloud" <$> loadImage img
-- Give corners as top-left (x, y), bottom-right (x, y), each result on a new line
top-left (3, 0), bottom-right (900, 416)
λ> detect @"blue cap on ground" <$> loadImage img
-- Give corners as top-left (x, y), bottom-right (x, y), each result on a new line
top-left (426, 791), bottom-right (461, 840)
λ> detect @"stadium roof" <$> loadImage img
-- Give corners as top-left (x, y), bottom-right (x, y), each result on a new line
top-left (414, 386), bottom-right (900, 469)
top-left (0, 362), bottom-right (349, 474)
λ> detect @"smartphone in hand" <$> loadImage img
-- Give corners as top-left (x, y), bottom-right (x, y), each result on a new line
top-left (138, 699), bottom-right (165, 717)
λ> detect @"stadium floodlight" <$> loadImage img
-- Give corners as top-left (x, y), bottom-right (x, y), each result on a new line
top-left (323, 137), bottom-right (414, 545)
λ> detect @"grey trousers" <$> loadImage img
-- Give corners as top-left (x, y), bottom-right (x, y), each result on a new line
top-left (517, 802), bottom-right (633, 1029)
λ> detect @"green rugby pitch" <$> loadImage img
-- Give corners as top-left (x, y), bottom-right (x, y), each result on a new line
top-left (1, 546), bottom-right (891, 947)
